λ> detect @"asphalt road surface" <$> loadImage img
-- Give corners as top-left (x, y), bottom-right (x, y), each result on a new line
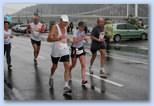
top-left (4, 36), bottom-right (149, 101)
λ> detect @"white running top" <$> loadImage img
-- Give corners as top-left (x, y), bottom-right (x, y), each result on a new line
top-left (51, 24), bottom-right (69, 57)
top-left (30, 22), bottom-right (43, 41)
top-left (4, 29), bottom-right (12, 44)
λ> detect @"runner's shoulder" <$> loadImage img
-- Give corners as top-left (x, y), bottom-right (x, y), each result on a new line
top-left (50, 24), bottom-right (58, 34)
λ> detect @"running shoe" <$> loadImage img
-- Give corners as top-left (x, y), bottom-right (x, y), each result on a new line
top-left (100, 68), bottom-right (107, 78)
top-left (8, 64), bottom-right (12, 71)
top-left (82, 80), bottom-right (88, 85)
top-left (63, 86), bottom-right (72, 95)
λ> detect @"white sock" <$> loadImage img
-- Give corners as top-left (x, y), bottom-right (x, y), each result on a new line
top-left (65, 81), bottom-right (69, 87)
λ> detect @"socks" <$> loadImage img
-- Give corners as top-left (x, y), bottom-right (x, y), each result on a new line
top-left (65, 81), bottom-right (69, 87)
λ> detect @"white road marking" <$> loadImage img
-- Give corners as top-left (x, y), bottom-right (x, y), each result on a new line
top-left (108, 54), bottom-right (148, 65)
top-left (85, 49), bottom-right (148, 65)
top-left (86, 72), bottom-right (124, 87)
top-left (12, 88), bottom-right (25, 100)
top-left (73, 80), bottom-right (121, 100)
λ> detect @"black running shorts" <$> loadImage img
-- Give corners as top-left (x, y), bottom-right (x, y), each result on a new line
top-left (31, 39), bottom-right (41, 46)
top-left (51, 55), bottom-right (70, 64)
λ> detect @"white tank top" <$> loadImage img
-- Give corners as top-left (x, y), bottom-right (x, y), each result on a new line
top-left (51, 24), bottom-right (69, 57)
top-left (4, 29), bottom-right (12, 44)
top-left (30, 22), bottom-right (43, 41)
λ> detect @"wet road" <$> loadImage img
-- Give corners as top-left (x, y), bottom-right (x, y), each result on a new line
top-left (4, 36), bottom-right (149, 100)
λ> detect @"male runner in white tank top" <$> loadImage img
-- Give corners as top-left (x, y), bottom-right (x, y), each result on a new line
top-left (47, 15), bottom-right (71, 95)
top-left (28, 13), bottom-right (45, 65)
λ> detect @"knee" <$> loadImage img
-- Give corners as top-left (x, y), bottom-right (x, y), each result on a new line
top-left (71, 63), bottom-right (76, 68)
top-left (51, 64), bottom-right (57, 70)
top-left (100, 50), bottom-right (106, 56)
top-left (81, 63), bottom-right (86, 69)
top-left (34, 49), bottom-right (37, 53)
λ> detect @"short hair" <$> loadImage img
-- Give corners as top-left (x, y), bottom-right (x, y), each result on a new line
top-left (34, 12), bottom-right (39, 16)
top-left (97, 17), bottom-right (104, 23)
top-left (78, 21), bottom-right (85, 27)
top-left (4, 21), bottom-right (10, 25)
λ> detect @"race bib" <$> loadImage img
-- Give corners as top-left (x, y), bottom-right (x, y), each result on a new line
top-left (76, 49), bottom-right (84, 55)
top-left (99, 32), bottom-right (105, 40)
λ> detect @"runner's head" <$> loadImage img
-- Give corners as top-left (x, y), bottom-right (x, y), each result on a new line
top-left (78, 21), bottom-right (85, 32)
top-left (33, 13), bottom-right (40, 25)
top-left (4, 21), bottom-right (10, 30)
top-left (97, 17), bottom-right (104, 27)
top-left (105, 18), bottom-right (112, 24)
top-left (60, 15), bottom-right (69, 27)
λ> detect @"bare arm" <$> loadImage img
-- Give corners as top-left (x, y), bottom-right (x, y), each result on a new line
top-left (91, 35), bottom-right (104, 42)
top-left (47, 25), bottom-right (63, 42)
top-left (91, 35), bottom-right (100, 42)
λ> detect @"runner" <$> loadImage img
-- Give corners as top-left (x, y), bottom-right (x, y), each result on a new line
top-left (89, 17), bottom-right (107, 78)
top-left (104, 18), bottom-right (113, 54)
top-left (28, 13), bottom-right (45, 65)
top-left (4, 21), bottom-right (13, 71)
top-left (47, 15), bottom-right (71, 95)
top-left (70, 21), bottom-right (88, 86)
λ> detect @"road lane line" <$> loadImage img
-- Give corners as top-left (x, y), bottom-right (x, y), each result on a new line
top-left (73, 80), bottom-right (121, 100)
top-left (86, 72), bottom-right (124, 87)
top-left (5, 82), bottom-right (25, 100)
top-left (108, 54), bottom-right (148, 65)
top-left (85, 49), bottom-right (148, 65)
top-left (12, 88), bottom-right (25, 100)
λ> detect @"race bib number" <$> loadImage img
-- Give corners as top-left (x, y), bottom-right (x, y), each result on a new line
top-left (99, 32), bottom-right (105, 40)
top-left (76, 49), bottom-right (84, 55)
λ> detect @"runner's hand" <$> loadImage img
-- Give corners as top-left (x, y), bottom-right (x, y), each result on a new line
top-left (98, 38), bottom-right (104, 42)
top-left (39, 25), bottom-right (46, 33)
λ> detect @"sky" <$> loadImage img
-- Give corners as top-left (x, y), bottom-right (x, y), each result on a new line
top-left (4, 4), bottom-right (36, 15)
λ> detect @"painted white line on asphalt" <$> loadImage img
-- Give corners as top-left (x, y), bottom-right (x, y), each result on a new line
top-left (86, 72), bottom-right (124, 87)
top-left (73, 80), bottom-right (121, 100)
top-left (12, 88), bottom-right (25, 100)
top-left (85, 49), bottom-right (148, 65)
top-left (108, 54), bottom-right (148, 65)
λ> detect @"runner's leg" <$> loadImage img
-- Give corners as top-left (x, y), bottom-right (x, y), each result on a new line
top-left (99, 49), bottom-right (107, 78)
top-left (99, 49), bottom-right (106, 68)
top-left (70, 57), bottom-right (77, 80)
top-left (32, 44), bottom-right (38, 59)
top-left (79, 55), bottom-right (87, 84)
top-left (50, 63), bottom-right (58, 78)
top-left (64, 61), bottom-right (71, 86)
top-left (36, 44), bottom-right (41, 59)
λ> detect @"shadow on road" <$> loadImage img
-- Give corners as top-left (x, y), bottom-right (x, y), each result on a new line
top-left (49, 88), bottom-right (55, 100)
top-left (33, 65), bottom-right (44, 99)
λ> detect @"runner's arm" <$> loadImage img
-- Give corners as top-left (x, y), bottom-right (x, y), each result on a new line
top-left (47, 25), bottom-right (62, 42)
top-left (91, 35), bottom-right (100, 42)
